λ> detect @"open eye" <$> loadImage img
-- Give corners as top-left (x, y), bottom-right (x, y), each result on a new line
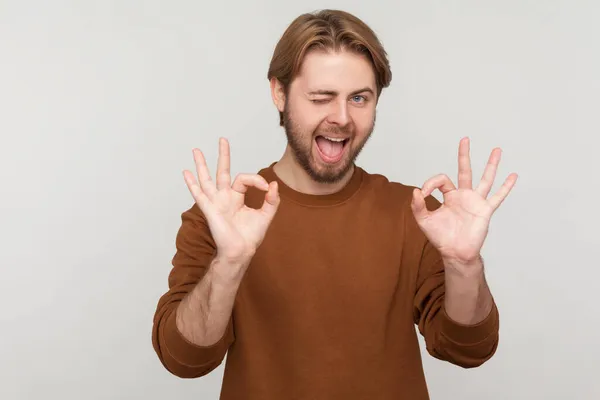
top-left (351, 95), bottom-right (367, 104)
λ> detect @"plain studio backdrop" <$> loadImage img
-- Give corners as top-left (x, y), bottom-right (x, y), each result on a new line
top-left (1, 0), bottom-right (599, 399)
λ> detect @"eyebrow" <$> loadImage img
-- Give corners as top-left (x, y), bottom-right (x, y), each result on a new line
top-left (307, 87), bottom-right (375, 96)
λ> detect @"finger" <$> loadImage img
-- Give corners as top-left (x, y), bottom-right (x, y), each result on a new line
top-left (260, 181), bottom-right (281, 217)
top-left (411, 188), bottom-right (431, 220)
top-left (216, 137), bottom-right (231, 190)
top-left (458, 137), bottom-right (473, 189)
top-left (193, 148), bottom-right (217, 199)
top-left (421, 174), bottom-right (456, 198)
top-left (183, 170), bottom-right (212, 212)
top-left (231, 173), bottom-right (270, 194)
top-left (488, 173), bottom-right (518, 210)
top-left (476, 148), bottom-right (502, 198)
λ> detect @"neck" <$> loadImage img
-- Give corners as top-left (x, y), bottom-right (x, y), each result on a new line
top-left (273, 145), bottom-right (355, 195)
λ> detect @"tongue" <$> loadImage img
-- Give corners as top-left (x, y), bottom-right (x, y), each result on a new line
top-left (316, 136), bottom-right (344, 158)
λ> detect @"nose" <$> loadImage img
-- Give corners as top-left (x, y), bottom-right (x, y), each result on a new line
top-left (326, 100), bottom-right (351, 127)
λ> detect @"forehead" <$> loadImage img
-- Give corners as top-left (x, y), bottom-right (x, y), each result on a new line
top-left (293, 49), bottom-right (377, 93)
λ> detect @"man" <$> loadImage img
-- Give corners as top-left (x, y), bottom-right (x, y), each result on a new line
top-left (151, 9), bottom-right (518, 399)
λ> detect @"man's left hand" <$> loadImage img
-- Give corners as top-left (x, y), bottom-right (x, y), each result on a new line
top-left (411, 137), bottom-right (518, 272)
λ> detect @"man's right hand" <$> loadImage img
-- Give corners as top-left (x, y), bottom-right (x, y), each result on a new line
top-left (183, 137), bottom-right (280, 269)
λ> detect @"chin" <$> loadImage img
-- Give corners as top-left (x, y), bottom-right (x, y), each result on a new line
top-left (307, 154), bottom-right (354, 184)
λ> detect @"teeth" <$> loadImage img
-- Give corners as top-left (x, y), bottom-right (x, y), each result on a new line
top-left (324, 136), bottom-right (346, 142)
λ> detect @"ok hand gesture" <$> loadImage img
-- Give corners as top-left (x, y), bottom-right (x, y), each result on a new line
top-left (183, 138), bottom-right (280, 263)
top-left (411, 137), bottom-right (518, 268)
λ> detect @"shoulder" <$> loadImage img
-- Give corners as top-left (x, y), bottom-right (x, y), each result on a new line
top-left (358, 166), bottom-right (442, 213)
top-left (358, 167), bottom-right (414, 204)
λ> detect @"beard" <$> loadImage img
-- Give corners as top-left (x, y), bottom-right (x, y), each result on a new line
top-left (282, 105), bottom-right (375, 184)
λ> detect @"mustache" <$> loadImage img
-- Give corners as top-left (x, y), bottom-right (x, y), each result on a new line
top-left (316, 125), bottom-right (354, 136)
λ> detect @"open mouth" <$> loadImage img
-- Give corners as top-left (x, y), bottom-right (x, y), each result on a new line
top-left (314, 135), bottom-right (350, 163)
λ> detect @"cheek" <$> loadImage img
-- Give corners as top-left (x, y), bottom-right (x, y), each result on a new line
top-left (350, 108), bottom-right (375, 132)
top-left (293, 104), bottom-right (327, 133)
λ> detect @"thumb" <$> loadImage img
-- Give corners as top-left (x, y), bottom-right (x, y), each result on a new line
top-left (260, 181), bottom-right (280, 218)
top-left (411, 188), bottom-right (429, 220)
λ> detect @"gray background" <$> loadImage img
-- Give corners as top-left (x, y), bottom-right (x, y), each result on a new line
top-left (1, 0), bottom-right (599, 399)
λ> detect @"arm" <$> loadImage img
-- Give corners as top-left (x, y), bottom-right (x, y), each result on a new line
top-left (444, 255), bottom-right (494, 326)
top-left (413, 232), bottom-right (499, 368)
top-left (153, 139), bottom-right (279, 378)
top-left (176, 255), bottom-right (248, 348)
top-left (410, 137), bottom-right (516, 368)
top-left (152, 205), bottom-right (242, 378)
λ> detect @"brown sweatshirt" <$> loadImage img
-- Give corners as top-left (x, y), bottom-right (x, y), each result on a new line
top-left (151, 162), bottom-right (499, 399)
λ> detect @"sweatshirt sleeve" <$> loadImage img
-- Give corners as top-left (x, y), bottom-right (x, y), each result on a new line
top-left (151, 203), bottom-right (235, 378)
top-left (411, 194), bottom-right (500, 368)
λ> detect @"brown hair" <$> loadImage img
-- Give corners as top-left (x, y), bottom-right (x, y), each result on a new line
top-left (267, 9), bottom-right (392, 126)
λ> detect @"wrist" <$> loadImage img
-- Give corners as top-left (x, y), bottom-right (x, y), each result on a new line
top-left (443, 255), bottom-right (486, 298)
top-left (443, 254), bottom-right (484, 278)
top-left (209, 253), bottom-right (254, 285)
top-left (215, 247), bottom-right (256, 265)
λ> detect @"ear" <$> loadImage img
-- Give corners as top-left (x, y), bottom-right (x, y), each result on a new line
top-left (270, 77), bottom-right (286, 112)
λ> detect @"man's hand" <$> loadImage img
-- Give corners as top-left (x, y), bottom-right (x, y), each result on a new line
top-left (183, 137), bottom-right (281, 267)
top-left (410, 137), bottom-right (518, 274)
